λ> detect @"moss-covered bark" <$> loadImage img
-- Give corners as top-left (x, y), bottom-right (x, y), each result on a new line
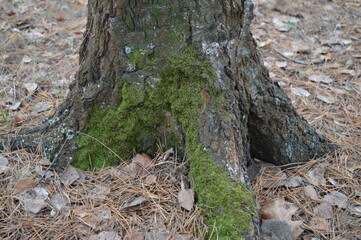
top-left (2, 0), bottom-right (335, 239)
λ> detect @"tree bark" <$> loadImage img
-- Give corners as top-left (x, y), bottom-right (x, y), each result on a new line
top-left (0, 0), bottom-right (335, 239)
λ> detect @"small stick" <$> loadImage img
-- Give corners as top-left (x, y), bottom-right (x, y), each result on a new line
top-left (273, 48), bottom-right (325, 65)
top-left (34, 137), bottom-right (69, 187)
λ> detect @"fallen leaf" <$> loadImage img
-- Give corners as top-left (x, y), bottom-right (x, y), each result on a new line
top-left (308, 74), bottom-right (334, 84)
top-left (345, 160), bottom-right (361, 173)
top-left (291, 87), bottom-right (311, 97)
top-left (24, 199), bottom-right (47, 213)
top-left (60, 165), bottom-right (80, 186)
top-left (261, 219), bottom-right (293, 240)
top-left (22, 55), bottom-right (32, 63)
top-left (123, 196), bottom-right (147, 208)
top-left (132, 153), bottom-right (153, 168)
top-left (314, 202), bottom-right (333, 219)
top-left (350, 205), bottom-right (361, 217)
top-left (355, 189), bottom-right (361, 197)
top-left (259, 39), bottom-right (273, 48)
top-left (0, 155), bottom-right (10, 174)
top-left (9, 101), bottom-right (21, 111)
top-left (39, 159), bottom-right (51, 165)
top-left (339, 69), bottom-right (356, 76)
top-left (77, 207), bottom-right (113, 230)
top-left (55, 15), bottom-right (65, 21)
top-left (160, 148), bottom-right (174, 161)
top-left (308, 216), bottom-right (329, 233)
top-left (89, 231), bottom-right (122, 240)
top-left (145, 174), bottom-right (157, 184)
top-left (284, 176), bottom-right (303, 188)
top-left (76, 168), bottom-right (87, 182)
top-left (50, 193), bottom-right (67, 211)
top-left (306, 166), bottom-right (326, 185)
top-left (23, 83), bottom-right (38, 95)
top-left (259, 166), bottom-right (287, 188)
top-left (32, 187), bottom-right (49, 200)
top-left (29, 102), bottom-right (52, 113)
top-left (328, 178), bottom-right (338, 186)
top-left (124, 232), bottom-right (144, 240)
top-left (302, 185), bottom-right (320, 200)
top-left (178, 184), bottom-right (194, 211)
top-left (90, 185), bottom-right (111, 197)
top-left (13, 177), bottom-right (37, 194)
top-left (323, 191), bottom-right (348, 208)
top-left (275, 61), bottom-right (287, 68)
top-left (316, 94), bottom-right (336, 104)
top-left (259, 198), bottom-right (303, 239)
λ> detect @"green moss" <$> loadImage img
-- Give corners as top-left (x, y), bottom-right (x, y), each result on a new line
top-left (126, 46), bottom-right (155, 70)
top-left (188, 146), bottom-right (254, 239)
top-left (154, 48), bottom-right (255, 239)
top-left (74, 48), bottom-right (254, 238)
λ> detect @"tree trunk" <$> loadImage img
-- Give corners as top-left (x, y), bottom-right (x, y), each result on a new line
top-left (1, 0), bottom-right (335, 239)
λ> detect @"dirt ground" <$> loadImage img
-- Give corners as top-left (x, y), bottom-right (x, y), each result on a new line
top-left (0, 0), bottom-right (360, 239)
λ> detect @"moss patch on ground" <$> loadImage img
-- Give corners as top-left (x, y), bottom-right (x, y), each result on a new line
top-left (73, 48), bottom-right (254, 239)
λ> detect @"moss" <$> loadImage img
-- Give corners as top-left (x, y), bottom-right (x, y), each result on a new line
top-left (153, 49), bottom-right (255, 239)
top-left (188, 146), bottom-right (254, 239)
top-left (74, 48), bottom-right (254, 238)
top-left (126, 46), bottom-right (155, 70)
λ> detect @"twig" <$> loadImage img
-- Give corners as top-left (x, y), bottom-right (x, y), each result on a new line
top-left (34, 137), bottom-right (68, 187)
top-left (273, 48), bottom-right (325, 65)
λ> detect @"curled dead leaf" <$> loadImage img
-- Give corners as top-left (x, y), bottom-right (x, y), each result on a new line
top-left (13, 177), bottom-right (37, 194)
top-left (260, 198), bottom-right (303, 239)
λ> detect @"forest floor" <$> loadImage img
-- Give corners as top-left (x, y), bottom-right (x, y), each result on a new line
top-left (0, 0), bottom-right (360, 239)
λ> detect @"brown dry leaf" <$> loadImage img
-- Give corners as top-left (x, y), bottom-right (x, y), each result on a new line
top-left (308, 216), bottom-right (329, 233)
top-left (55, 15), bottom-right (65, 21)
top-left (132, 153), bottom-right (153, 168)
top-left (306, 166), bottom-right (326, 185)
top-left (314, 202), bottom-right (333, 219)
top-left (302, 185), bottom-right (320, 200)
top-left (89, 231), bottom-right (122, 240)
top-left (323, 191), bottom-right (348, 208)
top-left (60, 165), bottom-right (80, 186)
top-left (0, 155), bottom-right (10, 174)
top-left (76, 207), bottom-right (113, 230)
top-left (259, 198), bottom-right (303, 239)
top-left (124, 232), bottom-right (144, 240)
top-left (258, 39), bottom-right (273, 48)
top-left (24, 199), bottom-right (47, 213)
top-left (123, 196), bottom-right (147, 208)
top-left (178, 186), bottom-right (194, 211)
top-left (13, 177), bottom-right (36, 194)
